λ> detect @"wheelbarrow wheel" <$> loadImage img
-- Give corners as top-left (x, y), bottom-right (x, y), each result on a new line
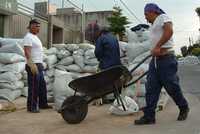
top-left (61, 95), bottom-right (88, 124)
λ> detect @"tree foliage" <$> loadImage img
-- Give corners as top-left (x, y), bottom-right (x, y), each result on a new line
top-left (195, 7), bottom-right (200, 17)
top-left (107, 6), bottom-right (129, 40)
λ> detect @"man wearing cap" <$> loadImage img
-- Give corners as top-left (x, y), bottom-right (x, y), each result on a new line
top-left (94, 27), bottom-right (121, 104)
top-left (134, 3), bottom-right (189, 125)
top-left (23, 19), bottom-right (51, 113)
top-left (95, 27), bottom-right (121, 70)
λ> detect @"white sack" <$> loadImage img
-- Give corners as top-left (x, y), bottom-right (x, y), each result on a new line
top-left (82, 65), bottom-right (97, 73)
top-left (65, 64), bottom-right (82, 73)
top-left (73, 55), bottom-right (84, 69)
top-left (0, 44), bottom-right (24, 56)
top-left (0, 72), bottom-right (20, 83)
top-left (65, 44), bottom-right (79, 52)
top-left (0, 62), bottom-right (25, 73)
top-left (53, 69), bottom-right (74, 110)
top-left (85, 49), bottom-right (95, 59)
top-left (78, 43), bottom-right (95, 51)
top-left (84, 58), bottom-right (99, 66)
top-left (0, 89), bottom-right (21, 101)
top-left (109, 96), bottom-right (139, 116)
top-left (0, 53), bottom-right (25, 64)
top-left (46, 55), bottom-right (57, 67)
top-left (57, 56), bottom-right (74, 66)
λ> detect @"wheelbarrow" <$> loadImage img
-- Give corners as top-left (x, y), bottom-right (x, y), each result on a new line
top-left (59, 54), bottom-right (152, 124)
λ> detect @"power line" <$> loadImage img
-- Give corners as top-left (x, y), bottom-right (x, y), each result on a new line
top-left (65, 0), bottom-right (83, 11)
top-left (119, 0), bottom-right (143, 23)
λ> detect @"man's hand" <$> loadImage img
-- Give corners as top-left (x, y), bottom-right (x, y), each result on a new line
top-left (151, 47), bottom-right (161, 56)
top-left (151, 47), bottom-right (168, 56)
top-left (27, 59), bottom-right (38, 75)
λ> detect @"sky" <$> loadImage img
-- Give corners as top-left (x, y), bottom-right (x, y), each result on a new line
top-left (18, 0), bottom-right (200, 54)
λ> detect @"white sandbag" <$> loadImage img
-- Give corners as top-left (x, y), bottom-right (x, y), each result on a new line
top-left (119, 41), bottom-right (128, 52)
top-left (77, 43), bottom-right (95, 51)
top-left (0, 81), bottom-right (24, 90)
top-left (55, 65), bottom-right (67, 71)
top-left (109, 96), bottom-right (139, 116)
top-left (73, 55), bottom-right (85, 69)
top-left (135, 29), bottom-right (150, 42)
top-left (0, 53), bottom-right (25, 64)
top-left (68, 72), bottom-right (92, 79)
top-left (52, 43), bottom-right (66, 50)
top-left (0, 72), bottom-right (20, 83)
top-left (0, 99), bottom-right (16, 111)
top-left (73, 49), bottom-right (84, 56)
top-left (0, 89), bottom-right (21, 101)
top-left (0, 63), bottom-right (4, 68)
top-left (0, 38), bottom-right (23, 47)
top-left (82, 65), bottom-right (97, 73)
top-left (46, 55), bottom-right (57, 67)
top-left (84, 49), bottom-right (95, 59)
top-left (46, 68), bottom-right (55, 78)
top-left (21, 87), bottom-right (28, 97)
top-left (136, 97), bottom-right (146, 109)
top-left (126, 28), bottom-right (139, 43)
top-left (47, 83), bottom-right (53, 92)
top-left (65, 64), bottom-right (82, 73)
top-left (53, 69), bottom-right (74, 110)
top-left (43, 62), bottom-right (47, 70)
top-left (84, 58), bottom-right (99, 66)
top-left (56, 49), bottom-right (71, 59)
top-left (44, 47), bottom-right (58, 55)
top-left (128, 63), bottom-right (149, 76)
top-left (131, 51), bottom-right (151, 64)
top-left (0, 44), bottom-right (24, 56)
top-left (126, 42), bottom-right (151, 63)
top-left (0, 62), bottom-right (25, 73)
top-left (57, 56), bottom-right (74, 66)
top-left (65, 44), bottom-right (79, 52)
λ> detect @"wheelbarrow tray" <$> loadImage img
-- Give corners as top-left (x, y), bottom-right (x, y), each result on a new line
top-left (69, 65), bottom-right (131, 98)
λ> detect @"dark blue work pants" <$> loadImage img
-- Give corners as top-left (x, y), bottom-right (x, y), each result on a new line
top-left (144, 55), bottom-right (188, 119)
top-left (25, 63), bottom-right (48, 111)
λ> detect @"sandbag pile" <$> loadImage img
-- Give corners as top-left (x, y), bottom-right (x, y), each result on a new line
top-left (178, 55), bottom-right (200, 65)
top-left (0, 38), bottom-right (25, 102)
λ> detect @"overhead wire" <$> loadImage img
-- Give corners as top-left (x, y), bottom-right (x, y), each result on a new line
top-left (119, 0), bottom-right (143, 23)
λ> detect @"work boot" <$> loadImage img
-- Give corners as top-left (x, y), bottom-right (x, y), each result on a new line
top-left (177, 107), bottom-right (189, 121)
top-left (134, 116), bottom-right (155, 125)
top-left (40, 105), bottom-right (52, 109)
top-left (27, 109), bottom-right (40, 113)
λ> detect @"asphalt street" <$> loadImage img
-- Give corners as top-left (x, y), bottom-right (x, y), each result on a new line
top-left (178, 64), bottom-right (200, 100)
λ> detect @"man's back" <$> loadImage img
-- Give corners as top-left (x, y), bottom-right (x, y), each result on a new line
top-left (95, 33), bottom-right (121, 70)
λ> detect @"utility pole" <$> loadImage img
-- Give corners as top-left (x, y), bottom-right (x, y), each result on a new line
top-left (62, 0), bottom-right (64, 8)
top-left (82, 3), bottom-right (85, 42)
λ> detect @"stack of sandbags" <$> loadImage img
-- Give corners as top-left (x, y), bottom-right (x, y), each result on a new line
top-left (0, 39), bottom-right (25, 102)
top-left (178, 55), bottom-right (200, 65)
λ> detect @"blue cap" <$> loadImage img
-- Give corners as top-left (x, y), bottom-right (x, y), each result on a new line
top-left (144, 3), bottom-right (165, 14)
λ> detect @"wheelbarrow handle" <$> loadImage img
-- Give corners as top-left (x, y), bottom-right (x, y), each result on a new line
top-left (125, 71), bottom-right (148, 88)
top-left (130, 54), bottom-right (152, 73)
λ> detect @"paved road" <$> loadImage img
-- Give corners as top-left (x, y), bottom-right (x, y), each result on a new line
top-left (178, 64), bottom-right (200, 100)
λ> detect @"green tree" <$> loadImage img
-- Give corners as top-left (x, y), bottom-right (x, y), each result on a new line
top-left (107, 6), bottom-right (129, 40)
top-left (195, 7), bottom-right (200, 17)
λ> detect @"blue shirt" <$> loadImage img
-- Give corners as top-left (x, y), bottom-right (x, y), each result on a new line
top-left (95, 33), bottom-right (121, 70)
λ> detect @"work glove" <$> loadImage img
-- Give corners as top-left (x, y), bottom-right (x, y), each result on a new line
top-left (27, 59), bottom-right (38, 75)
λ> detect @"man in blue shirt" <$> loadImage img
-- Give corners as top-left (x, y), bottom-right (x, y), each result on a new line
top-left (95, 27), bottom-right (121, 70)
top-left (94, 27), bottom-right (121, 104)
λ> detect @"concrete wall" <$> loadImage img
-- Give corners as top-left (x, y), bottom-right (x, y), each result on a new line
top-left (3, 13), bottom-right (48, 47)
